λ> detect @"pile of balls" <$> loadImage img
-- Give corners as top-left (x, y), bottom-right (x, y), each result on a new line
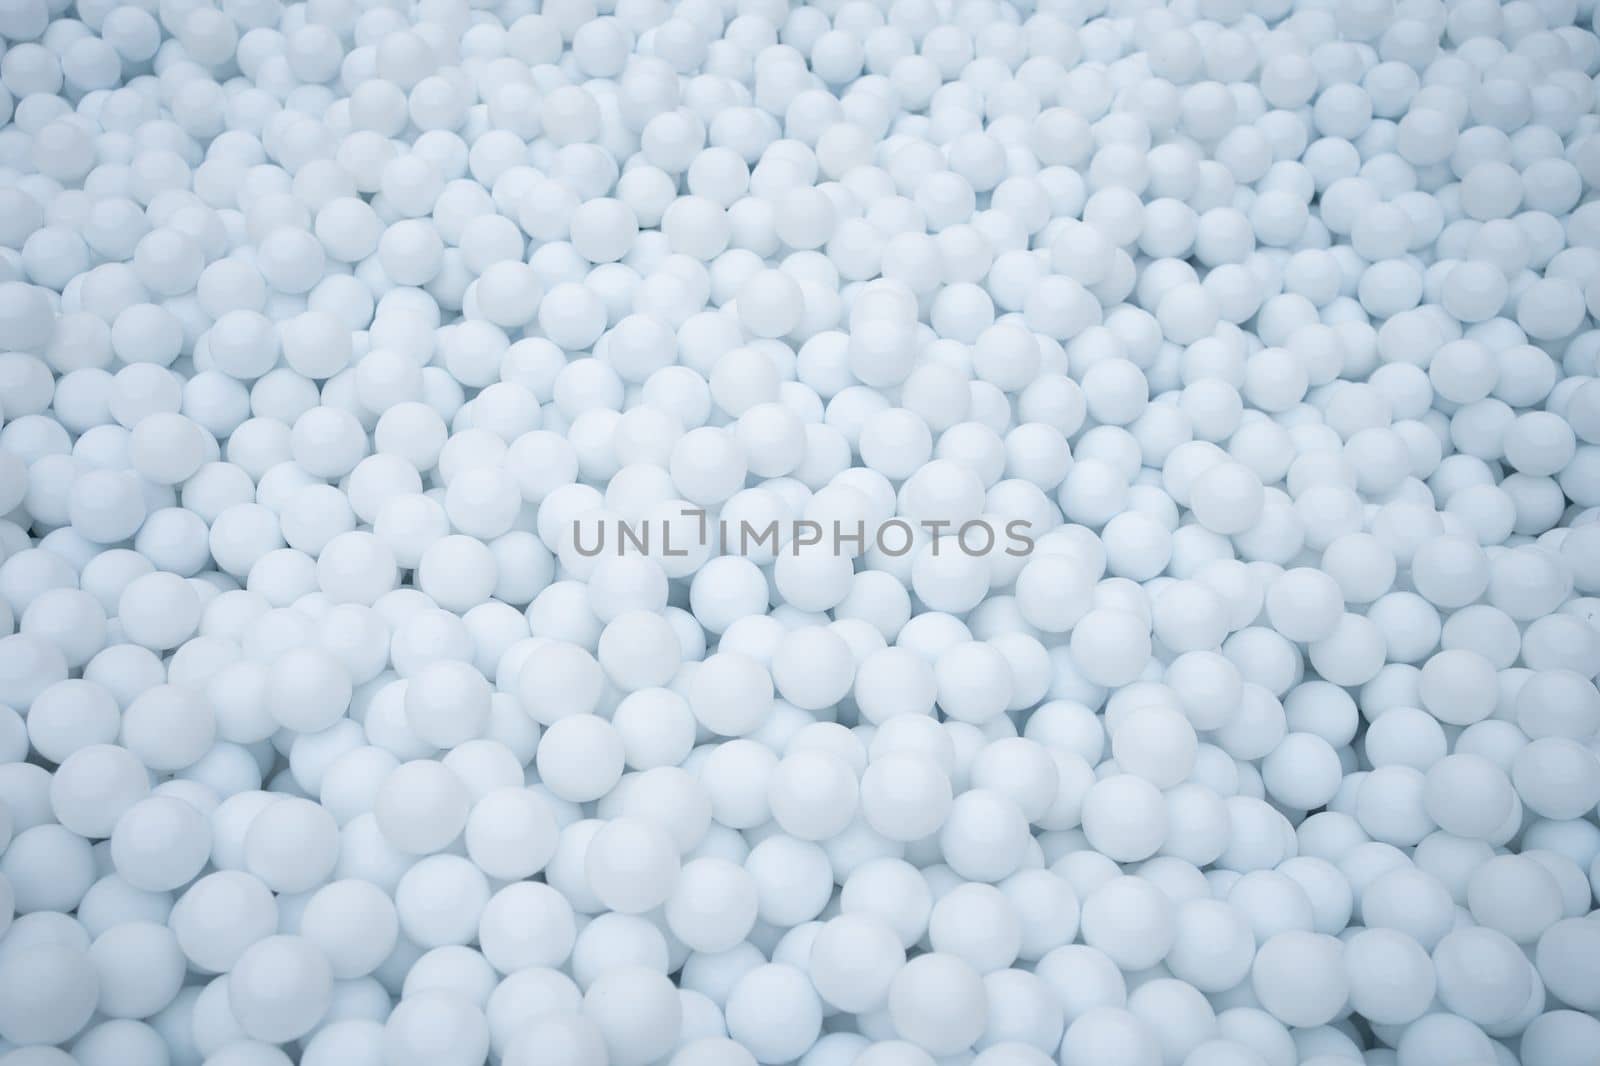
top-left (1, 0), bottom-right (1599, 1062)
